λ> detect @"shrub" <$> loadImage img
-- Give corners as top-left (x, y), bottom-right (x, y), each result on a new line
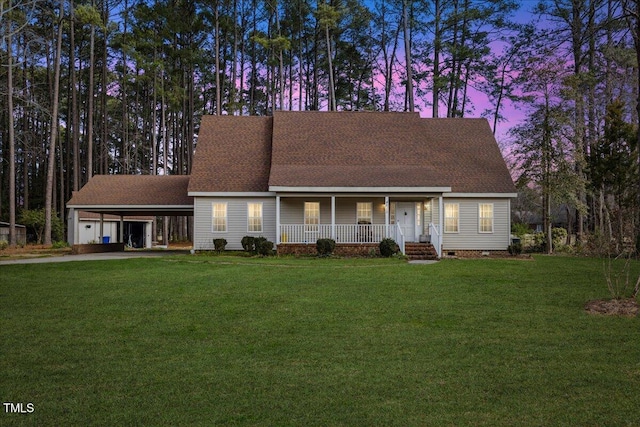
top-left (254, 237), bottom-right (267, 252)
top-left (552, 227), bottom-right (568, 248)
top-left (256, 239), bottom-right (274, 256)
top-left (241, 236), bottom-right (255, 252)
top-left (213, 238), bottom-right (227, 253)
top-left (316, 238), bottom-right (336, 257)
top-left (511, 222), bottom-right (531, 238)
top-left (533, 228), bottom-right (569, 252)
top-left (0, 241), bottom-right (7, 251)
top-left (532, 231), bottom-right (546, 252)
top-left (18, 209), bottom-right (65, 243)
top-left (508, 242), bottom-right (522, 256)
top-left (379, 238), bottom-right (399, 257)
top-left (52, 240), bottom-right (69, 249)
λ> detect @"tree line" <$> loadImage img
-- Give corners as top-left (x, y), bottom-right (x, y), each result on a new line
top-left (0, 0), bottom-right (639, 252)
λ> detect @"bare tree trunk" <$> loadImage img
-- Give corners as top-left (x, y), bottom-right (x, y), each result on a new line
top-left (276, 5), bottom-right (285, 110)
top-left (240, 5), bottom-right (247, 114)
top-left (325, 23), bottom-right (336, 111)
top-left (403, 0), bottom-right (414, 112)
top-left (70, 2), bottom-right (79, 191)
top-left (432, 0), bottom-right (441, 117)
top-left (231, 0), bottom-right (238, 114)
top-left (380, 4), bottom-right (400, 112)
top-left (86, 3), bottom-right (95, 182)
top-left (100, 0), bottom-right (108, 174)
top-left (635, 0), bottom-right (640, 246)
top-left (7, 1), bottom-right (17, 246)
top-left (161, 79), bottom-right (168, 246)
top-left (45, 1), bottom-right (65, 245)
top-left (121, 0), bottom-right (129, 174)
top-left (215, 2), bottom-right (222, 115)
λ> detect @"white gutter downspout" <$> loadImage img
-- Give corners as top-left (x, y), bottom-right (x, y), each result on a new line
top-left (276, 196), bottom-right (281, 244)
top-left (438, 196), bottom-right (444, 258)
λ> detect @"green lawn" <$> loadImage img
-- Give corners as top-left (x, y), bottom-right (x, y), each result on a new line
top-left (1, 255), bottom-right (639, 426)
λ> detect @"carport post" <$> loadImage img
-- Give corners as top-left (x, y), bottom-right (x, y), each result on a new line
top-left (100, 214), bottom-right (104, 242)
top-left (67, 208), bottom-right (78, 245)
top-left (120, 215), bottom-right (124, 244)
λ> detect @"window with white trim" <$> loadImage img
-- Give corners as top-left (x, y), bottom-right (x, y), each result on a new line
top-left (304, 202), bottom-right (320, 231)
top-left (424, 200), bottom-right (432, 224)
top-left (247, 203), bottom-right (263, 232)
top-left (479, 203), bottom-right (494, 233)
top-left (212, 203), bottom-right (227, 232)
top-left (356, 202), bottom-right (372, 224)
top-left (444, 203), bottom-right (459, 233)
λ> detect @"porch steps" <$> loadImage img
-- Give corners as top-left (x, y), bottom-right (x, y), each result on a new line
top-left (404, 243), bottom-right (439, 261)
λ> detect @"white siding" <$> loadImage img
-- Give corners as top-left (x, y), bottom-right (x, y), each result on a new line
top-left (441, 198), bottom-right (511, 251)
top-left (194, 195), bottom-right (511, 251)
top-left (280, 197), bottom-right (330, 224)
top-left (194, 197), bottom-right (277, 250)
top-left (78, 221), bottom-right (118, 244)
top-left (335, 197), bottom-right (386, 224)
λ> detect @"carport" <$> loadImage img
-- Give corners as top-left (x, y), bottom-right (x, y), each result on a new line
top-left (66, 175), bottom-right (194, 246)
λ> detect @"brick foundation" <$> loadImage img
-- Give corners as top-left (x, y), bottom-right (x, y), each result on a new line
top-left (72, 243), bottom-right (126, 254)
top-left (441, 249), bottom-right (510, 258)
top-left (277, 243), bottom-right (380, 257)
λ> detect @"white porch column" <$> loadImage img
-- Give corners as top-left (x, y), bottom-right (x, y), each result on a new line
top-left (120, 215), bottom-right (124, 244)
top-left (276, 196), bottom-right (281, 244)
top-left (331, 196), bottom-right (336, 240)
top-left (438, 196), bottom-right (444, 258)
top-left (384, 196), bottom-right (389, 238)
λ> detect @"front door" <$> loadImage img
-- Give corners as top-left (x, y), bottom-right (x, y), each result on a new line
top-left (396, 202), bottom-right (416, 242)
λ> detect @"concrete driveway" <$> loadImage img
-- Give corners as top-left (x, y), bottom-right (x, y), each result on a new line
top-left (0, 250), bottom-right (190, 265)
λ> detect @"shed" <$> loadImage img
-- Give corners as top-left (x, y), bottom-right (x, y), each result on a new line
top-left (0, 222), bottom-right (27, 245)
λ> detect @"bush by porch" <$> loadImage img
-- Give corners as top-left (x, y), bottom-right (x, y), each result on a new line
top-left (277, 242), bottom-right (381, 257)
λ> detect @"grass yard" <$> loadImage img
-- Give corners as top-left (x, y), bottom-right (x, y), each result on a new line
top-left (1, 255), bottom-right (639, 426)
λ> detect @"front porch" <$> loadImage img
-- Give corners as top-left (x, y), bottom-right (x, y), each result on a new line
top-left (275, 195), bottom-right (443, 257)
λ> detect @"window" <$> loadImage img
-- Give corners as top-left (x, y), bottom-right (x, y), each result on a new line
top-left (212, 203), bottom-right (227, 232)
top-left (424, 200), bottom-right (432, 224)
top-left (357, 202), bottom-right (372, 224)
top-left (479, 203), bottom-right (494, 233)
top-left (304, 202), bottom-right (320, 231)
top-left (248, 203), bottom-right (263, 232)
top-left (444, 203), bottom-right (459, 233)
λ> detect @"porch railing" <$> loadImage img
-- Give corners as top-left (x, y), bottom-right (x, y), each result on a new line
top-left (279, 223), bottom-right (440, 256)
top-left (393, 223), bottom-right (405, 255)
top-left (279, 224), bottom-right (388, 244)
top-left (428, 222), bottom-right (441, 258)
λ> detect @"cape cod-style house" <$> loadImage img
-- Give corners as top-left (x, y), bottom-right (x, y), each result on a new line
top-left (67, 111), bottom-right (516, 257)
